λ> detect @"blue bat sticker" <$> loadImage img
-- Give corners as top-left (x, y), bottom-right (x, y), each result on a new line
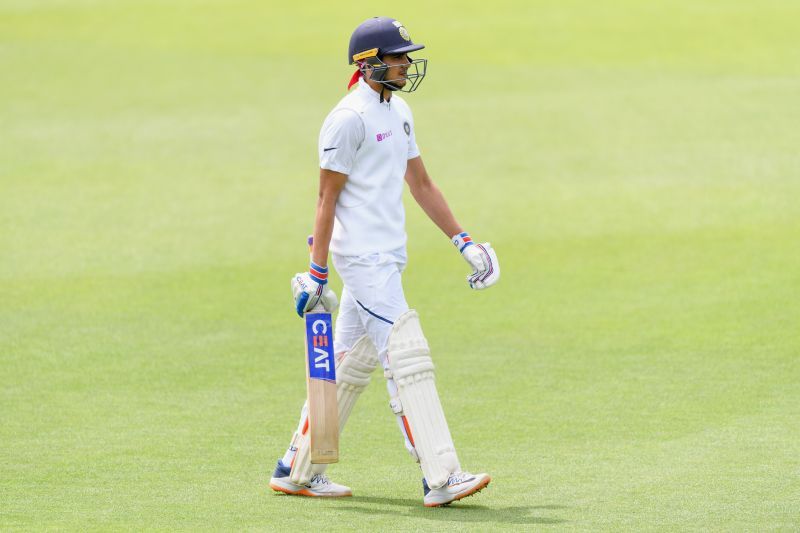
top-left (305, 312), bottom-right (336, 383)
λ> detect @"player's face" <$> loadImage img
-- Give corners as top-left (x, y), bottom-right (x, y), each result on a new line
top-left (382, 53), bottom-right (411, 87)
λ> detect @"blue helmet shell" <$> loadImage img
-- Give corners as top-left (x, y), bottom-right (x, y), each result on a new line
top-left (348, 17), bottom-right (425, 65)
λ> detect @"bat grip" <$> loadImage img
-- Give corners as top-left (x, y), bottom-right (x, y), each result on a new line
top-left (306, 235), bottom-right (327, 314)
top-left (309, 304), bottom-right (326, 313)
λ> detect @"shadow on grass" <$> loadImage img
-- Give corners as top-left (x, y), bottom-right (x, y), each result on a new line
top-left (332, 496), bottom-right (568, 525)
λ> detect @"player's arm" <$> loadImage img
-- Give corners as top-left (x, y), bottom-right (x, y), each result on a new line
top-left (313, 109), bottom-right (362, 264)
top-left (292, 109), bottom-right (362, 316)
top-left (291, 169), bottom-right (346, 317)
top-left (311, 169), bottom-right (347, 267)
top-left (405, 156), bottom-right (500, 290)
top-left (404, 156), bottom-right (462, 238)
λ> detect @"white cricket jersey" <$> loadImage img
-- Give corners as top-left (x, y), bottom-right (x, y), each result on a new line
top-left (318, 78), bottom-right (420, 257)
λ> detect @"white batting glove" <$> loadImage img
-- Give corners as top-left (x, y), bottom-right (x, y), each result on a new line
top-left (452, 232), bottom-right (501, 290)
top-left (291, 261), bottom-right (339, 316)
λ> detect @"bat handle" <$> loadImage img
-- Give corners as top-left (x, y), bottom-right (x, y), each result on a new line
top-left (306, 235), bottom-right (326, 313)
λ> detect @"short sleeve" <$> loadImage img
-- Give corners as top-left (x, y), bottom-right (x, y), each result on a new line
top-left (318, 109), bottom-right (364, 175)
top-left (407, 120), bottom-right (420, 160)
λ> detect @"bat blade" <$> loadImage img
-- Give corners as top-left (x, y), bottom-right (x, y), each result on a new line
top-left (304, 308), bottom-right (339, 464)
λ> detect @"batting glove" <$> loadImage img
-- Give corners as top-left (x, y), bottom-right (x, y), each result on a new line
top-left (452, 232), bottom-right (501, 290)
top-left (291, 261), bottom-right (339, 316)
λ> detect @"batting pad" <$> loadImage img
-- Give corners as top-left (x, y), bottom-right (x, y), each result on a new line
top-left (387, 310), bottom-right (460, 489)
top-left (290, 335), bottom-right (379, 485)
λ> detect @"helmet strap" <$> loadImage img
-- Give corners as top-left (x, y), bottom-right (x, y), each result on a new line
top-left (382, 81), bottom-right (401, 92)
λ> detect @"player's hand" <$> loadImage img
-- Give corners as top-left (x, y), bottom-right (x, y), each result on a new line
top-left (291, 262), bottom-right (339, 316)
top-left (452, 232), bottom-right (501, 290)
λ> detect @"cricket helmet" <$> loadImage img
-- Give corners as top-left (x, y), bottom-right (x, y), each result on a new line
top-left (348, 17), bottom-right (425, 65)
top-left (347, 17), bottom-right (427, 94)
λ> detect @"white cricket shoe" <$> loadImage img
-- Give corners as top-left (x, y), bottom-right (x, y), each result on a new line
top-left (423, 471), bottom-right (491, 507)
top-left (268, 460), bottom-right (352, 498)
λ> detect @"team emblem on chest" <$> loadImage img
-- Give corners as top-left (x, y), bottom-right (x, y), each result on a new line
top-left (403, 122), bottom-right (410, 136)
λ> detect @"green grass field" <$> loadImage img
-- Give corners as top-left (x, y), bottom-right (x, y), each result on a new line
top-left (2, 1), bottom-right (799, 530)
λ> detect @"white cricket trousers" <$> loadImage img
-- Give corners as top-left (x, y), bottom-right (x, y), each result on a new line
top-left (331, 247), bottom-right (410, 359)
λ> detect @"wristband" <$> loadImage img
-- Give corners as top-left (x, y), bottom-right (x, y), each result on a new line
top-left (309, 261), bottom-right (328, 285)
top-left (451, 232), bottom-right (474, 253)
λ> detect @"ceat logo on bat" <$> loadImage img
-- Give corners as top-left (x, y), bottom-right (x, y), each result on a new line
top-left (305, 313), bottom-right (336, 382)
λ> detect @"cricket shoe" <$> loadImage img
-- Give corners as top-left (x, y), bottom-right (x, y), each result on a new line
top-left (423, 471), bottom-right (491, 507)
top-left (268, 460), bottom-right (352, 497)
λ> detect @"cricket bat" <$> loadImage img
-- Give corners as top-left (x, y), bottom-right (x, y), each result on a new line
top-left (303, 237), bottom-right (339, 463)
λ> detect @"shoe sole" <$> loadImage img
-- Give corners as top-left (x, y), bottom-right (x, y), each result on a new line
top-left (424, 475), bottom-right (491, 507)
top-left (269, 482), bottom-right (352, 498)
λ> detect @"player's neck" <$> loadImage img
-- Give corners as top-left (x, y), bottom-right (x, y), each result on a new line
top-left (364, 78), bottom-right (392, 101)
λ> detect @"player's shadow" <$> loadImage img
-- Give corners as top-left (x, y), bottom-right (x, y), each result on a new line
top-left (333, 496), bottom-right (568, 525)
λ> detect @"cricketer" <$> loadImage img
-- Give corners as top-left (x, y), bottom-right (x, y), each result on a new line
top-left (269, 16), bottom-right (501, 507)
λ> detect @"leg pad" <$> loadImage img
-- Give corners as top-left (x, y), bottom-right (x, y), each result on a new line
top-left (387, 310), bottom-right (460, 488)
top-left (290, 335), bottom-right (379, 484)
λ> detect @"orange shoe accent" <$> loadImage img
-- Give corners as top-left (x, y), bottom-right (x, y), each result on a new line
top-left (269, 482), bottom-right (296, 495)
top-left (269, 483), bottom-right (353, 498)
top-left (423, 476), bottom-right (491, 508)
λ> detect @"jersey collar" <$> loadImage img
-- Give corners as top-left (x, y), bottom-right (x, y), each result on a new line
top-left (358, 78), bottom-right (392, 107)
